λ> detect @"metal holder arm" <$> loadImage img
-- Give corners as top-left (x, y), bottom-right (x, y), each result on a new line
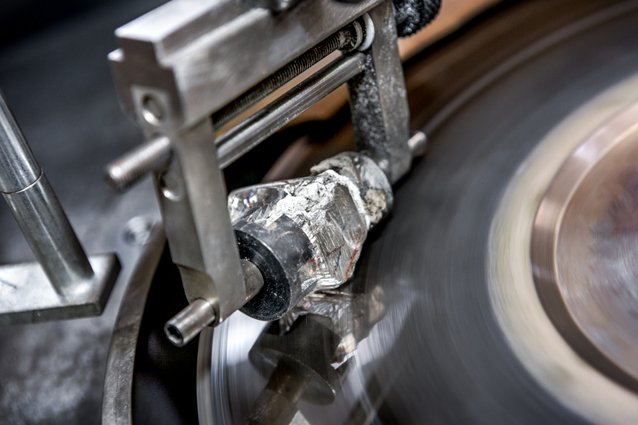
top-left (108, 0), bottom-right (413, 344)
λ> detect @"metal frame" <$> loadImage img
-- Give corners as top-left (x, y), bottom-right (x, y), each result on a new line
top-left (108, 0), bottom-right (411, 330)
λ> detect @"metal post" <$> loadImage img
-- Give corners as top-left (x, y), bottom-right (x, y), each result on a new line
top-left (0, 93), bottom-right (94, 297)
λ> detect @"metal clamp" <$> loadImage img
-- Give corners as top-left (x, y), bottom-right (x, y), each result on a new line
top-left (107, 0), bottom-right (414, 344)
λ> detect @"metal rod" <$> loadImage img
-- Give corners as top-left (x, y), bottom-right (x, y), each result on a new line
top-left (217, 53), bottom-right (366, 167)
top-left (105, 26), bottom-right (364, 191)
top-left (0, 94), bottom-right (41, 194)
top-left (408, 131), bottom-right (428, 157)
top-left (0, 93), bottom-right (94, 296)
top-left (164, 298), bottom-right (216, 347)
top-left (105, 136), bottom-right (170, 190)
top-left (164, 259), bottom-right (264, 346)
top-left (211, 21), bottom-right (362, 128)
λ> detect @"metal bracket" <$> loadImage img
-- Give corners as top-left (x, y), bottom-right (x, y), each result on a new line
top-left (0, 254), bottom-right (120, 324)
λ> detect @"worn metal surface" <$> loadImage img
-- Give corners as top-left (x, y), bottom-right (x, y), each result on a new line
top-left (348, 2), bottom-right (411, 183)
top-left (107, 0), bottom-right (388, 331)
top-left (105, 135), bottom-right (171, 191)
top-left (156, 118), bottom-right (247, 323)
top-left (108, 0), bottom-right (411, 338)
top-left (105, 21), bottom-right (365, 191)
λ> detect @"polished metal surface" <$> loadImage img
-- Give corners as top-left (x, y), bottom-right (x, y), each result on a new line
top-left (532, 101), bottom-right (638, 392)
top-left (0, 93), bottom-right (41, 193)
top-left (200, 2), bottom-right (638, 423)
top-left (0, 93), bottom-right (122, 323)
top-left (0, 93), bottom-right (94, 292)
top-left (165, 299), bottom-right (218, 347)
top-left (0, 253), bottom-right (119, 324)
top-left (3, 175), bottom-right (94, 295)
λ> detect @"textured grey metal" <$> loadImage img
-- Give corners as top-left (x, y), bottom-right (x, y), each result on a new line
top-left (157, 120), bottom-right (246, 322)
top-left (348, 2), bottom-right (412, 183)
top-left (105, 50), bottom-right (365, 191)
top-left (165, 298), bottom-right (217, 347)
top-left (105, 136), bottom-right (170, 191)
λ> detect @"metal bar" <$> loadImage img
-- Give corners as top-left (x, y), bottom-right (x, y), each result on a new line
top-left (348, 2), bottom-right (412, 183)
top-left (217, 53), bottom-right (366, 168)
top-left (106, 53), bottom-right (365, 189)
top-left (110, 0), bottom-right (382, 129)
top-left (211, 21), bottom-right (362, 128)
top-left (0, 94), bottom-right (41, 194)
top-left (157, 119), bottom-right (247, 322)
top-left (0, 93), bottom-right (94, 296)
top-left (105, 136), bottom-right (170, 190)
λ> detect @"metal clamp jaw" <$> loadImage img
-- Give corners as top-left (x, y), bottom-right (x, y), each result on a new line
top-left (108, 0), bottom-right (418, 345)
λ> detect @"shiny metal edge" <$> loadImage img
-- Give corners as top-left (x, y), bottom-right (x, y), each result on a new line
top-left (102, 225), bottom-right (165, 425)
top-left (0, 253), bottom-right (121, 324)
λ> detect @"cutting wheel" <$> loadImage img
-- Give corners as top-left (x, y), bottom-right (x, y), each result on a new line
top-left (196, 1), bottom-right (638, 424)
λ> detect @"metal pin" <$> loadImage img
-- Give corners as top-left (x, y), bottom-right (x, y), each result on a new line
top-left (164, 298), bottom-right (217, 347)
top-left (105, 136), bottom-right (171, 190)
top-left (408, 131), bottom-right (428, 157)
top-left (165, 259), bottom-right (264, 347)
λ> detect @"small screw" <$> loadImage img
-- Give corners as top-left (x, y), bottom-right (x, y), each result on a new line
top-left (123, 216), bottom-right (154, 246)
